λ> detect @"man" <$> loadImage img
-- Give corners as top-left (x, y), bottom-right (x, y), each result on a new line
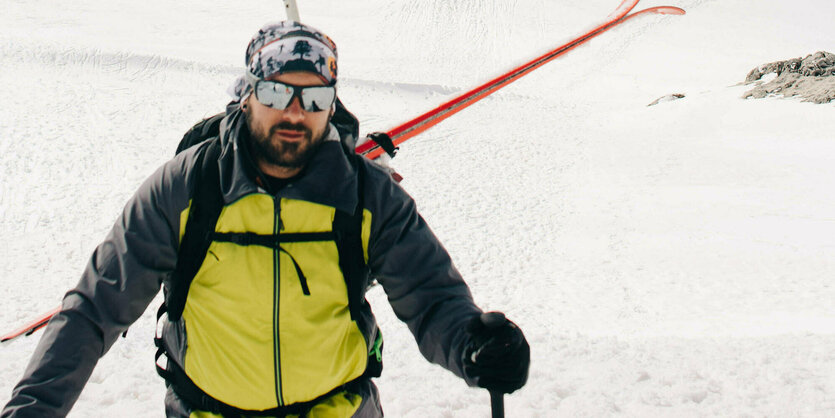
top-left (2, 21), bottom-right (529, 417)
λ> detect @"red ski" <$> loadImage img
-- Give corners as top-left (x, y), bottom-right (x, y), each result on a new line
top-left (356, 0), bottom-right (685, 160)
top-left (1, 306), bottom-right (60, 344)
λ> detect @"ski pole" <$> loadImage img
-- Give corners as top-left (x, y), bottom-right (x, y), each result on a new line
top-left (490, 390), bottom-right (504, 418)
top-left (283, 0), bottom-right (300, 22)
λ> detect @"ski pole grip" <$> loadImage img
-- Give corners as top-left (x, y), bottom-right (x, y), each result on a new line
top-left (490, 389), bottom-right (505, 418)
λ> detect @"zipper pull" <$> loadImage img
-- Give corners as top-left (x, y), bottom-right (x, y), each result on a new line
top-left (275, 197), bottom-right (284, 231)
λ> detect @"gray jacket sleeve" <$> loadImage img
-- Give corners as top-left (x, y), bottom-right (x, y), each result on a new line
top-left (1, 154), bottom-right (194, 418)
top-left (365, 164), bottom-right (482, 383)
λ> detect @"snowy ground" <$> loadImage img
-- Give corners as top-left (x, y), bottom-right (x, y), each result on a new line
top-left (2, 0), bottom-right (835, 416)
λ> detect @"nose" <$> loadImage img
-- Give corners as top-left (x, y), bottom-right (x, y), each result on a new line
top-left (281, 97), bottom-right (305, 124)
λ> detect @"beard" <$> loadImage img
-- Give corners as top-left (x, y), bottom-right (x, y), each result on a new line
top-left (245, 111), bottom-right (327, 170)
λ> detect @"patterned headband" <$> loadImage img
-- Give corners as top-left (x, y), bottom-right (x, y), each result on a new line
top-left (229, 21), bottom-right (338, 100)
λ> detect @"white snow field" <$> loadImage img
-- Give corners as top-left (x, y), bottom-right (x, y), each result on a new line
top-left (2, 0), bottom-right (835, 416)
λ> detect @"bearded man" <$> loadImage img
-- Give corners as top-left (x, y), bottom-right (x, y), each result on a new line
top-left (2, 21), bottom-right (529, 417)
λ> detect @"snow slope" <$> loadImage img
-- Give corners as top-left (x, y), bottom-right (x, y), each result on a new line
top-left (2, 0), bottom-right (834, 416)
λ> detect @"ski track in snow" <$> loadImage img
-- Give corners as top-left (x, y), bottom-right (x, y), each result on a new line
top-left (3, 0), bottom-right (835, 416)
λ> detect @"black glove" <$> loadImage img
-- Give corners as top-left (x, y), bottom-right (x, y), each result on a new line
top-left (462, 312), bottom-right (530, 394)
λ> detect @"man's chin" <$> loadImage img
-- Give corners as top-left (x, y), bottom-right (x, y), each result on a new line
top-left (265, 143), bottom-right (316, 169)
top-left (273, 154), bottom-right (307, 169)
top-left (251, 127), bottom-right (325, 171)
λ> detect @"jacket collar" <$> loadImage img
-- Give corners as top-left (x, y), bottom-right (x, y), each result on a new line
top-left (217, 107), bottom-right (359, 214)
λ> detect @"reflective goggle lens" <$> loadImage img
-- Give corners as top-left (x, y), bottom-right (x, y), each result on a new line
top-left (299, 86), bottom-right (337, 112)
top-left (255, 81), bottom-right (294, 109)
top-left (254, 80), bottom-right (335, 112)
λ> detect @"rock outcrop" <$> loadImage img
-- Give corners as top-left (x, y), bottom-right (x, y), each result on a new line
top-left (743, 51), bottom-right (835, 104)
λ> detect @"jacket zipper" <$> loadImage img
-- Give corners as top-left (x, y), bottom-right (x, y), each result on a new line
top-left (273, 196), bottom-right (284, 406)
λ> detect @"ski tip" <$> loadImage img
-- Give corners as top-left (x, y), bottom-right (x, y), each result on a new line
top-left (653, 6), bottom-right (686, 16)
top-left (622, 6), bottom-right (686, 23)
top-left (607, 0), bottom-right (642, 20)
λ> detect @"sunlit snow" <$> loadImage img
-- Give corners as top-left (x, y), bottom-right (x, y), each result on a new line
top-left (2, 0), bottom-right (834, 416)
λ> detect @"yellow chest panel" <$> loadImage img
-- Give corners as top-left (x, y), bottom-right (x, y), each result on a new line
top-left (179, 194), bottom-right (368, 409)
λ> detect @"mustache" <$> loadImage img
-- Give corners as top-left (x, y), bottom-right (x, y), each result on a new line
top-left (270, 122), bottom-right (311, 135)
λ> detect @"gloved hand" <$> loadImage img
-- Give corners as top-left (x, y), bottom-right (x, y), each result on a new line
top-left (462, 312), bottom-right (530, 394)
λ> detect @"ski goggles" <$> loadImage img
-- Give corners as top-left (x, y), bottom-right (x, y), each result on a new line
top-left (246, 72), bottom-right (336, 112)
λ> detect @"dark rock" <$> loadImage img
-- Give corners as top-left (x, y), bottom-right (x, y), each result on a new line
top-left (743, 51), bottom-right (835, 104)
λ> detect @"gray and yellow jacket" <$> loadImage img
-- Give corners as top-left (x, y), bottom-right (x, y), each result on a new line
top-left (2, 109), bottom-right (482, 417)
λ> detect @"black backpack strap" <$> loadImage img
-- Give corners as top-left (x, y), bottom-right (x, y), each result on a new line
top-left (333, 154), bottom-right (369, 322)
top-left (211, 231), bottom-right (335, 247)
top-left (166, 138), bottom-right (224, 322)
top-left (333, 155), bottom-right (383, 378)
top-left (176, 112), bottom-right (225, 155)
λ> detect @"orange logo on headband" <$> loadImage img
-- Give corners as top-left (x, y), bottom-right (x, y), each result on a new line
top-left (328, 56), bottom-right (337, 80)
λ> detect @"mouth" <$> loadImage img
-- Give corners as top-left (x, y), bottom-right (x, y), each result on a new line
top-left (274, 129), bottom-right (306, 142)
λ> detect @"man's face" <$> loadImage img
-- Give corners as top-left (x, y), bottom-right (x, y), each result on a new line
top-left (244, 71), bottom-right (332, 175)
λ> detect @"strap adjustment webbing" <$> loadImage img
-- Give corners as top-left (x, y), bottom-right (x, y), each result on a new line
top-left (212, 231), bottom-right (336, 248)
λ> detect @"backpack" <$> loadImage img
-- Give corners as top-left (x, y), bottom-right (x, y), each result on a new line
top-left (166, 98), bottom-right (371, 322)
top-left (154, 99), bottom-right (384, 415)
